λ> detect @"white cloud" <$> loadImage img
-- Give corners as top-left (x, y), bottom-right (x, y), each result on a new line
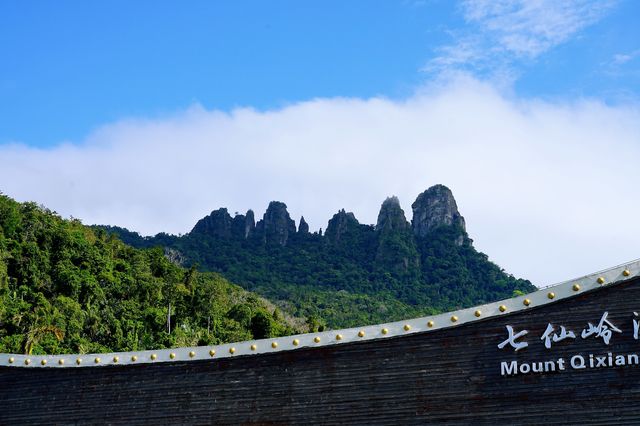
top-left (1, 76), bottom-right (639, 287)
top-left (612, 50), bottom-right (640, 66)
top-left (427, 0), bottom-right (616, 75)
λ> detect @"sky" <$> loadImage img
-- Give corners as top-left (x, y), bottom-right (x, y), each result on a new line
top-left (1, 0), bottom-right (639, 286)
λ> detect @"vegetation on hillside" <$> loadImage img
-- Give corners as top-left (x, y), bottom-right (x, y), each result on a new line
top-left (0, 194), bottom-right (302, 355)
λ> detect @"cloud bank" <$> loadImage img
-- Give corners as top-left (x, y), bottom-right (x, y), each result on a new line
top-left (1, 76), bottom-right (639, 286)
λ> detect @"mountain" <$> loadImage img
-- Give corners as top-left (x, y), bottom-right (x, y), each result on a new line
top-left (99, 185), bottom-right (535, 328)
top-left (0, 193), bottom-right (303, 355)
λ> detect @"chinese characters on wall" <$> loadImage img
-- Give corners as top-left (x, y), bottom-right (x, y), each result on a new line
top-left (498, 311), bottom-right (632, 352)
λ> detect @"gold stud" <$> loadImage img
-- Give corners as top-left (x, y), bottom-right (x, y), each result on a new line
top-left (271, 342), bottom-right (278, 349)
top-left (474, 310), bottom-right (481, 317)
top-left (403, 324), bottom-right (411, 331)
top-left (451, 315), bottom-right (458, 322)
top-left (573, 284), bottom-right (580, 291)
top-left (250, 344), bottom-right (257, 351)
top-left (335, 334), bottom-right (342, 341)
top-left (314, 336), bottom-right (321, 343)
top-left (41, 359), bottom-right (47, 366)
top-left (169, 353), bottom-right (176, 359)
top-left (523, 299), bottom-right (531, 306)
top-left (292, 339), bottom-right (299, 346)
top-left (25, 359), bottom-right (31, 365)
top-left (597, 277), bottom-right (605, 284)
top-left (358, 331), bottom-right (365, 337)
top-left (547, 292), bottom-right (555, 299)
top-left (8, 357), bottom-right (14, 364)
top-left (131, 355), bottom-right (138, 362)
top-left (209, 349), bottom-right (216, 357)
top-left (76, 358), bottom-right (82, 365)
top-left (113, 356), bottom-right (119, 363)
top-left (381, 328), bottom-right (388, 335)
top-left (499, 305), bottom-right (507, 312)
top-left (427, 321), bottom-right (434, 328)
top-left (150, 354), bottom-right (157, 360)
top-left (189, 351), bottom-right (196, 358)
top-left (58, 359), bottom-right (65, 365)
top-left (623, 270), bottom-right (631, 277)
top-left (94, 357), bottom-right (101, 364)
top-left (229, 347), bottom-right (236, 354)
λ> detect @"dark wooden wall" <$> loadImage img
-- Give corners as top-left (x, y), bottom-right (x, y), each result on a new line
top-left (3, 277), bottom-right (640, 425)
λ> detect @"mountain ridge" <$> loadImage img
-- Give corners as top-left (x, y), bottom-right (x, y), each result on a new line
top-left (98, 185), bottom-right (535, 328)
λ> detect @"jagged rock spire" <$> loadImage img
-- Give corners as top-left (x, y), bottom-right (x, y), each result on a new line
top-left (255, 201), bottom-right (296, 246)
top-left (376, 196), bottom-right (410, 232)
top-left (325, 209), bottom-right (359, 243)
top-left (298, 216), bottom-right (309, 234)
top-left (411, 185), bottom-right (466, 243)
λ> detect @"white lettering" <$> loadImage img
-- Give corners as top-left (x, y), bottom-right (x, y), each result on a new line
top-left (571, 355), bottom-right (586, 369)
top-left (501, 361), bottom-right (518, 376)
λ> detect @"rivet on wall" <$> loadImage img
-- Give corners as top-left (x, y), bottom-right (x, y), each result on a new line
top-left (131, 355), bottom-right (138, 362)
top-left (381, 328), bottom-right (388, 335)
top-left (41, 359), bottom-right (47, 366)
top-left (113, 356), bottom-right (119, 363)
top-left (189, 351), bottom-right (196, 358)
top-left (548, 292), bottom-right (555, 299)
top-left (358, 331), bottom-right (365, 337)
top-left (427, 321), bottom-right (434, 328)
top-left (150, 354), bottom-right (157, 361)
top-left (251, 344), bottom-right (257, 351)
top-left (292, 339), bottom-right (299, 346)
top-left (229, 347), bottom-right (236, 354)
top-left (573, 284), bottom-right (581, 292)
top-left (474, 310), bottom-right (482, 317)
top-left (76, 358), bottom-right (82, 365)
top-left (314, 336), bottom-right (321, 343)
top-left (271, 342), bottom-right (278, 349)
top-left (169, 353), bottom-right (176, 360)
top-left (499, 305), bottom-right (507, 312)
top-left (336, 334), bottom-right (342, 341)
top-left (523, 299), bottom-right (531, 306)
top-left (209, 349), bottom-right (216, 357)
top-left (8, 357), bottom-right (14, 364)
top-left (403, 324), bottom-right (411, 331)
top-left (24, 359), bottom-right (31, 365)
top-left (58, 359), bottom-right (64, 365)
top-left (451, 315), bottom-right (459, 322)
top-left (597, 277), bottom-right (605, 284)
top-left (623, 270), bottom-right (631, 277)
top-left (94, 357), bottom-right (101, 364)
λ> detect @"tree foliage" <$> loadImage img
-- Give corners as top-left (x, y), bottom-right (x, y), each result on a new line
top-left (0, 194), bottom-right (302, 355)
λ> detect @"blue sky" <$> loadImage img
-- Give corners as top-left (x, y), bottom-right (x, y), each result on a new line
top-left (1, 0), bottom-right (638, 147)
top-left (1, 1), bottom-right (640, 285)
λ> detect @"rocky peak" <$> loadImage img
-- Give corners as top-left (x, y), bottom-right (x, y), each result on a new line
top-left (325, 209), bottom-right (359, 243)
top-left (375, 196), bottom-right (410, 233)
top-left (255, 201), bottom-right (296, 246)
top-left (190, 208), bottom-right (233, 238)
top-left (411, 185), bottom-right (466, 242)
top-left (231, 209), bottom-right (255, 239)
top-left (298, 216), bottom-right (309, 234)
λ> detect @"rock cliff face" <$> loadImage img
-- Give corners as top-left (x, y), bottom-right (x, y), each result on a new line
top-left (411, 185), bottom-right (466, 245)
top-left (325, 209), bottom-right (360, 244)
top-left (232, 210), bottom-right (255, 239)
top-left (255, 202), bottom-right (296, 246)
top-left (191, 208), bottom-right (234, 238)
